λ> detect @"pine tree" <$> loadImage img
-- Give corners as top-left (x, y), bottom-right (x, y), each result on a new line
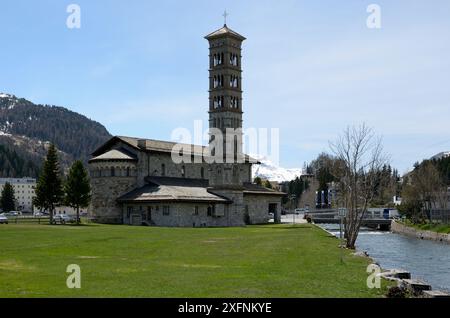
top-left (64, 160), bottom-right (91, 225)
top-left (34, 144), bottom-right (63, 224)
top-left (263, 180), bottom-right (273, 189)
top-left (0, 182), bottom-right (16, 212)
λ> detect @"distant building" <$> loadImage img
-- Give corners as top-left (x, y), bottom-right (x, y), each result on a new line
top-left (0, 177), bottom-right (36, 212)
top-left (393, 195), bottom-right (402, 206)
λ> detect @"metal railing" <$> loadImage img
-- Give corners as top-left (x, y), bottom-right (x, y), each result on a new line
top-left (430, 209), bottom-right (450, 224)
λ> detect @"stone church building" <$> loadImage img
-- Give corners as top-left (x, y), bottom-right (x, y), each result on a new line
top-left (88, 24), bottom-right (284, 227)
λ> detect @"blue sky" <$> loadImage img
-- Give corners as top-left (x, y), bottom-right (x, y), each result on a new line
top-left (1, 0), bottom-right (450, 173)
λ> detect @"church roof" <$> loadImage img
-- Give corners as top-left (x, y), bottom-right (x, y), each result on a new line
top-left (89, 149), bottom-right (137, 162)
top-left (204, 24), bottom-right (246, 41)
top-left (117, 176), bottom-right (232, 204)
top-left (119, 136), bottom-right (206, 156)
top-left (91, 136), bottom-right (259, 163)
top-left (242, 182), bottom-right (286, 196)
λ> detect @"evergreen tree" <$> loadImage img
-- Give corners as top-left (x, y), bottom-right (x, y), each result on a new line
top-left (64, 160), bottom-right (91, 225)
top-left (34, 144), bottom-right (63, 224)
top-left (263, 180), bottom-right (273, 189)
top-left (254, 176), bottom-right (262, 185)
top-left (0, 182), bottom-right (16, 212)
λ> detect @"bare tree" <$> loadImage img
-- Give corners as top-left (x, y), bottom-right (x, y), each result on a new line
top-left (401, 161), bottom-right (446, 223)
top-left (330, 124), bottom-right (389, 249)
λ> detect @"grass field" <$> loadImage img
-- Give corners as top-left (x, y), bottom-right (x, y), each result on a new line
top-left (0, 223), bottom-right (390, 297)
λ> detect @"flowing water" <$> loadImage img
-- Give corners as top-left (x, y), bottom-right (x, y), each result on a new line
top-left (318, 224), bottom-right (450, 292)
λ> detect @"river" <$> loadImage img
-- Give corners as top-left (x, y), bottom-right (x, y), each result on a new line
top-left (317, 223), bottom-right (450, 292)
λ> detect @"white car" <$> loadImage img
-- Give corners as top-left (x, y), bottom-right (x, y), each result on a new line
top-left (0, 214), bottom-right (8, 224)
top-left (2, 211), bottom-right (19, 217)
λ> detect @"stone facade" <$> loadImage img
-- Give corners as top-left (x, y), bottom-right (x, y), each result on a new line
top-left (123, 202), bottom-right (245, 227)
top-left (244, 194), bottom-right (282, 224)
top-left (89, 160), bottom-right (137, 223)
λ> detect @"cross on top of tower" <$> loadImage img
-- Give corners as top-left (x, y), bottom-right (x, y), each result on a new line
top-left (223, 10), bottom-right (228, 26)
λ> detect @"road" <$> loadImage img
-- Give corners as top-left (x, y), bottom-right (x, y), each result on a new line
top-left (269, 213), bottom-right (307, 224)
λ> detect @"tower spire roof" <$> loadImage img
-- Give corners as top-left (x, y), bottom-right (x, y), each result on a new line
top-left (204, 24), bottom-right (246, 41)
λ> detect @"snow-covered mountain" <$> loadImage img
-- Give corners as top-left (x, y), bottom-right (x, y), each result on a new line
top-left (251, 156), bottom-right (303, 182)
top-left (430, 151), bottom-right (450, 160)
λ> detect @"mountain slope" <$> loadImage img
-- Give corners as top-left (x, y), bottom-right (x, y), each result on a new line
top-left (252, 156), bottom-right (303, 182)
top-left (0, 93), bottom-right (111, 176)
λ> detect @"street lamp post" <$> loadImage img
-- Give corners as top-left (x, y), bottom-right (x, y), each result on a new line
top-left (338, 208), bottom-right (347, 263)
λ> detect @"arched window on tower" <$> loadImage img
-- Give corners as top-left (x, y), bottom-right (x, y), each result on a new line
top-left (181, 165), bottom-right (186, 178)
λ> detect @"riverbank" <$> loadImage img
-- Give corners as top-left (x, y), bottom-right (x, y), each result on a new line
top-left (315, 222), bottom-right (450, 294)
top-left (391, 220), bottom-right (450, 244)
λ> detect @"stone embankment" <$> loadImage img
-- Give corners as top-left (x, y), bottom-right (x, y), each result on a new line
top-left (391, 220), bottom-right (450, 244)
top-left (379, 269), bottom-right (450, 298)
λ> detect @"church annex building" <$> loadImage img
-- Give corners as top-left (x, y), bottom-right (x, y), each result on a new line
top-left (88, 24), bottom-right (285, 227)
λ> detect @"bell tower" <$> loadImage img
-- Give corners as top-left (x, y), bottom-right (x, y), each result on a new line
top-left (204, 21), bottom-right (247, 226)
top-left (205, 22), bottom-right (246, 165)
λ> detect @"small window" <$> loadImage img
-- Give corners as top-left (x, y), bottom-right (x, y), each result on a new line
top-left (161, 164), bottom-right (166, 176)
top-left (126, 167), bottom-right (130, 177)
top-left (207, 205), bottom-right (215, 217)
top-left (181, 165), bottom-right (186, 178)
top-left (201, 167), bottom-right (205, 179)
top-left (194, 206), bottom-right (199, 216)
top-left (127, 207), bottom-right (133, 218)
top-left (111, 167), bottom-right (115, 177)
top-left (163, 206), bottom-right (170, 216)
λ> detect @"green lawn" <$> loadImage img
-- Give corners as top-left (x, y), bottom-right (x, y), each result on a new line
top-left (0, 223), bottom-right (390, 297)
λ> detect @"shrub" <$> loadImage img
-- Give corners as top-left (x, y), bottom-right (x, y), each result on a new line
top-left (386, 286), bottom-right (408, 298)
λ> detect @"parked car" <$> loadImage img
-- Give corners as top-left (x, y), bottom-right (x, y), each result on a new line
top-left (2, 211), bottom-right (19, 217)
top-left (268, 212), bottom-right (274, 218)
top-left (33, 212), bottom-right (45, 217)
top-left (52, 214), bottom-right (77, 224)
top-left (0, 214), bottom-right (8, 224)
